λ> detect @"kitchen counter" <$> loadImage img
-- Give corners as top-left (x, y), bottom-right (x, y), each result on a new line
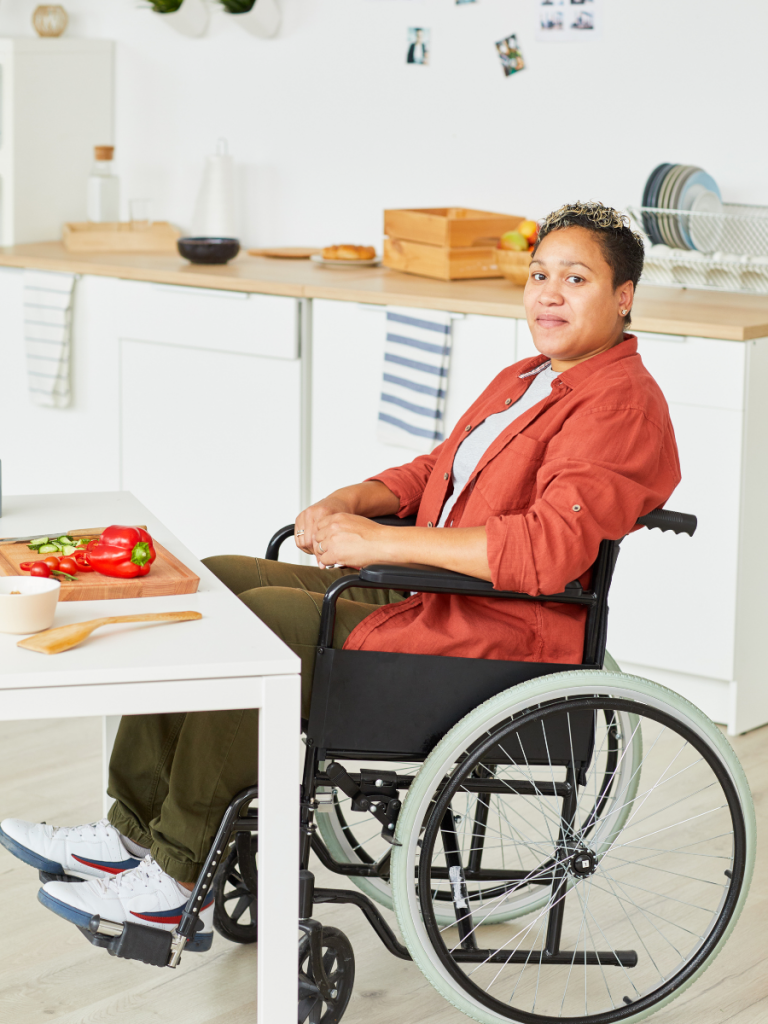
top-left (2, 241), bottom-right (768, 341)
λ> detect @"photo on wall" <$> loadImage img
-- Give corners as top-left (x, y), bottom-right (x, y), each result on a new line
top-left (495, 34), bottom-right (525, 77)
top-left (406, 27), bottom-right (430, 65)
top-left (536, 0), bottom-right (601, 42)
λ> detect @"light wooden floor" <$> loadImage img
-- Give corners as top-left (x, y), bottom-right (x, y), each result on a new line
top-left (0, 716), bottom-right (765, 1024)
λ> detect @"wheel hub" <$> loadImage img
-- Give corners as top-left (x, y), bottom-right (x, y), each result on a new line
top-left (569, 847), bottom-right (597, 877)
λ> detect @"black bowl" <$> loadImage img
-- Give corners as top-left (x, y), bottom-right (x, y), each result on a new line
top-left (177, 237), bottom-right (240, 265)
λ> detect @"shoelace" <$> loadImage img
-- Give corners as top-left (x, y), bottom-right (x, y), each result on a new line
top-left (50, 817), bottom-right (113, 841)
top-left (96, 854), bottom-right (166, 896)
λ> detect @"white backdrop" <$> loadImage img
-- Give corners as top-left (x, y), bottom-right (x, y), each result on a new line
top-left (2, 0), bottom-right (766, 247)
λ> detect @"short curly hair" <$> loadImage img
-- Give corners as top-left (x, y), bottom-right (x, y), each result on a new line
top-left (533, 201), bottom-right (645, 326)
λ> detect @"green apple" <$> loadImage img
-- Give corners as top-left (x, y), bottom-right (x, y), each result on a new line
top-left (498, 231), bottom-right (529, 252)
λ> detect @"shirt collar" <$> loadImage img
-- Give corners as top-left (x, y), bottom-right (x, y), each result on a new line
top-left (516, 335), bottom-right (638, 388)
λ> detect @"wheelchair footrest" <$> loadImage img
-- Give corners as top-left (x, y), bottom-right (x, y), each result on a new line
top-left (77, 915), bottom-right (176, 968)
top-left (39, 870), bottom-right (81, 885)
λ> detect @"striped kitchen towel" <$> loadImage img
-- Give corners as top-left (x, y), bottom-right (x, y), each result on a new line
top-left (378, 307), bottom-right (452, 452)
top-left (24, 270), bottom-right (78, 409)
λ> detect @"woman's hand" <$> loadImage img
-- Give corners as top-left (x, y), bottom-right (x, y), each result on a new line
top-left (294, 482), bottom-right (401, 558)
top-left (313, 513), bottom-right (389, 568)
top-left (294, 496), bottom-right (353, 556)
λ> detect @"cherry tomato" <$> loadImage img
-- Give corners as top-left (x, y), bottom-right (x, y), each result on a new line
top-left (74, 555), bottom-right (95, 573)
top-left (19, 561), bottom-right (35, 571)
top-left (58, 557), bottom-right (79, 575)
top-left (42, 556), bottom-right (60, 570)
top-left (29, 562), bottom-right (52, 577)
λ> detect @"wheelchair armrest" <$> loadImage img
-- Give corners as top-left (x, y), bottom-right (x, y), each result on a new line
top-left (360, 563), bottom-right (495, 594)
top-left (359, 563), bottom-right (584, 599)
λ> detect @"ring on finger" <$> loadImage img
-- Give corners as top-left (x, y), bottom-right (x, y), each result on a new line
top-left (295, 529), bottom-right (305, 537)
top-left (318, 542), bottom-right (325, 554)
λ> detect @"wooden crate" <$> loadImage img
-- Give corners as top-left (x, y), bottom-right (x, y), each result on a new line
top-left (62, 221), bottom-right (181, 254)
top-left (384, 207), bottom-right (523, 248)
top-left (383, 237), bottom-right (503, 281)
top-left (0, 528), bottom-right (199, 602)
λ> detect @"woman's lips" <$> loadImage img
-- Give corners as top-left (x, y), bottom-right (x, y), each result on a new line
top-left (536, 316), bottom-right (568, 328)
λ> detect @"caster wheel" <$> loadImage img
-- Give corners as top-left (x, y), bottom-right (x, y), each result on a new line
top-left (299, 926), bottom-right (355, 1024)
top-left (212, 839), bottom-right (258, 944)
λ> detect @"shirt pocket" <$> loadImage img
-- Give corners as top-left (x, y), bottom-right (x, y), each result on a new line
top-left (474, 433), bottom-right (548, 513)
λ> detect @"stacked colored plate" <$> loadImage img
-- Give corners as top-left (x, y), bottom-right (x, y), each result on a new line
top-left (641, 164), bottom-right (722, 250)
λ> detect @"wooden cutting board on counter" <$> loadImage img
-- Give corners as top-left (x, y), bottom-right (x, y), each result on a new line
top-left (0, 528), bottom-right (199, 602)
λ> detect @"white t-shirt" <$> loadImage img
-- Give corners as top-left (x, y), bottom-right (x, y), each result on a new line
top-left (437, 362), bottom-right (560, 528)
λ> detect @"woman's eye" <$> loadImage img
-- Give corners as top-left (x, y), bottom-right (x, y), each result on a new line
top-left (532, 272), bottom-right (546, 281)
top-left (567, 275), bottom-right (584, 284)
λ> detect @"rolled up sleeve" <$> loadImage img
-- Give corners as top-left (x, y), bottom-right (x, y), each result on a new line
top-left (486, 406), bottom-right (681, 595)
top-left (367, 441), bottom-right (446, 519)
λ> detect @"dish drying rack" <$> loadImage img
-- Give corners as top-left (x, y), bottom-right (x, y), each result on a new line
top-left (627, 203), bottom-right (768, 295)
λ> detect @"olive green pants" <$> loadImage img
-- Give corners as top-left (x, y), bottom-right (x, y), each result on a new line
top-left (106, 556), bottom-right (404, 883)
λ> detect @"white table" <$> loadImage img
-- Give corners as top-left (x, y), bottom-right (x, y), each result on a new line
top-left (0, 491), bottom-right (301, 1024)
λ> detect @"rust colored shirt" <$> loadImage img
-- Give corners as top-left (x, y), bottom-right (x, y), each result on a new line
top-left (344, 335), bottom-right (681, 665)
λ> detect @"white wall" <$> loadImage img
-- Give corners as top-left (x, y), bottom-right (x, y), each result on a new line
top-left (1, 0), bottom-right (766, 247)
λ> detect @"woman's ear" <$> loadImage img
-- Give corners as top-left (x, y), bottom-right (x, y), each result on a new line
top-left (618, 280), bottom-right (634, 318)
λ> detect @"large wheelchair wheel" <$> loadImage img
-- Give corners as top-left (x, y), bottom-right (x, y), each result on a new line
top-left (390, 670), bottom-right (756, 1024)
top-left (317, 655), bottom-right (643, 927)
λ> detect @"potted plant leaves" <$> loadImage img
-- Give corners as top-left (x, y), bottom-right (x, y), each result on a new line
top-left (216, 0), bottom-right (280, 38)
top-left (149, 0), bottom-right (210, 37)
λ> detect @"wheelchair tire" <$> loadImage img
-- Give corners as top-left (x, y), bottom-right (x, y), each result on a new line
top-left (299, 925), bottom-right (355, 1024)
top-left (316, 654), bottom-right (644, 927)
top-left (212, 842), bottom-right (258, 944)
top-left (390, 670), bottom-right (756, 1024)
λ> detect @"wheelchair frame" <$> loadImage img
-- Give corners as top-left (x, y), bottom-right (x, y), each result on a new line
top-left (72, 507), bottom-right (698, 983)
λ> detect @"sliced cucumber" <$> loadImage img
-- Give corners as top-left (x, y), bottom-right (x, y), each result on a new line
top-left (28, 537), bottom-right (49, 549)
top-left (57, 536), bottom-right (75, 545)
top-left (61, 546), bottom-right (77, 556)
top-left (38, 544), bottom-right (59, 554)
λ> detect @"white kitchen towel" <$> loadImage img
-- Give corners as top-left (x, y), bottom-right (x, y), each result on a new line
top-left (24, 270), bottom-right (77, 408)
top-left (378, 307), bottom-right (453, 452)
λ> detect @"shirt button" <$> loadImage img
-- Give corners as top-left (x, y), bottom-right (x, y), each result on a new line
top-left (465, 424), bottom-right (472, 432)
top-left (443, 472), bottom-right (449, 480)
top-left (572, 504), bottom-right (581, 512)
top-left (504, 398), bottom-right (512, 406)
top-left (427, 521), bottom-right (433, 528)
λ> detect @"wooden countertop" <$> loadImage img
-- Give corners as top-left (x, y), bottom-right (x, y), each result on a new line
top-left (2, 241), bottom-right (768, 341)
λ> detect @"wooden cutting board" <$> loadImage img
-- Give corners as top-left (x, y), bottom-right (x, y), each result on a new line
top-left (0, 528), bottom-right (199, 602)
top-left (247, 247), bottom-right (321, 259)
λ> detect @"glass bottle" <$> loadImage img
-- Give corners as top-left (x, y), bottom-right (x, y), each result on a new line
top-left (87, 145), bottom-right (120, 222)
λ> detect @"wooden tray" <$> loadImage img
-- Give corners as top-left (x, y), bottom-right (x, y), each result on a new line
top-left (384, 208), bottom-right (523, 248)
top-left (248, 247), bottom-right (321, 259)
top-left (62, 221), bottom-right (181, 254)
top-left (0, 528), bottom-right (199, 602)
top-left (383, 237), bottom-right (503, 281)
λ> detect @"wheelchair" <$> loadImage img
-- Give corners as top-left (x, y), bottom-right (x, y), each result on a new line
top-left (74, 508), bottom-right (756, 1024)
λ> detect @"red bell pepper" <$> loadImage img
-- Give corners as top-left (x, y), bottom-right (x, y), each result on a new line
top-left (84, 525), bottom-right (157, 579)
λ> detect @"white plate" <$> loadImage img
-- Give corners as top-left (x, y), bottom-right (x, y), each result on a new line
top-left (689, 189), bottom-right (724, 252)
top-left (310, 254), bottom-right (381, 268)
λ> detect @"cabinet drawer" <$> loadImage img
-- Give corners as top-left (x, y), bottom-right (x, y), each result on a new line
top-left (115, 281), bottom-right (299, 360)
top-left (636, 333), bottom-right (745, 410)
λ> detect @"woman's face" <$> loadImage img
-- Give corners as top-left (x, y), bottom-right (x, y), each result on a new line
top-left (524, 226), bottom-right (634, 370)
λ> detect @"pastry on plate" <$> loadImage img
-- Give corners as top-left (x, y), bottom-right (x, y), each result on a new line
top-left (321, 244), bottom-right (376, 261)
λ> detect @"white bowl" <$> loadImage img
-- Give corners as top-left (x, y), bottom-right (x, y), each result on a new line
top-left (0, 577), bottom-right (61, 634)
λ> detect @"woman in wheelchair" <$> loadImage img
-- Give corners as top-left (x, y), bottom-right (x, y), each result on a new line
top-left (0, 202), bottom-right (755, 1024)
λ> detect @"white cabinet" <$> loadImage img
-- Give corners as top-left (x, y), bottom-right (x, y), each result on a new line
top-left (0, 270), bottom-right (122, 497)
top-left (310, 300), bottom-right (517, 502)
top-left (0, 38), bottom-right (114, 245)
top-left (116, 282), bottom-right (301, 560)
top-left (119, 338), bottom-right (300, 560)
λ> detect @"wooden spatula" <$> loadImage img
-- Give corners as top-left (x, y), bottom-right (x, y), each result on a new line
top-left (17, 611), bottom-right (203, 655)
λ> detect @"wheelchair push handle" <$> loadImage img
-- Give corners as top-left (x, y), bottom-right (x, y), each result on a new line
top-left (637, 508), bottom-right (697, 537)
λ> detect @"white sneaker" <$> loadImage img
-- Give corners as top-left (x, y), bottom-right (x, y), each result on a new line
top-left (39, 855), bottom-right (214, 952)
top-left (0, 817), bottom-right (142, 880)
